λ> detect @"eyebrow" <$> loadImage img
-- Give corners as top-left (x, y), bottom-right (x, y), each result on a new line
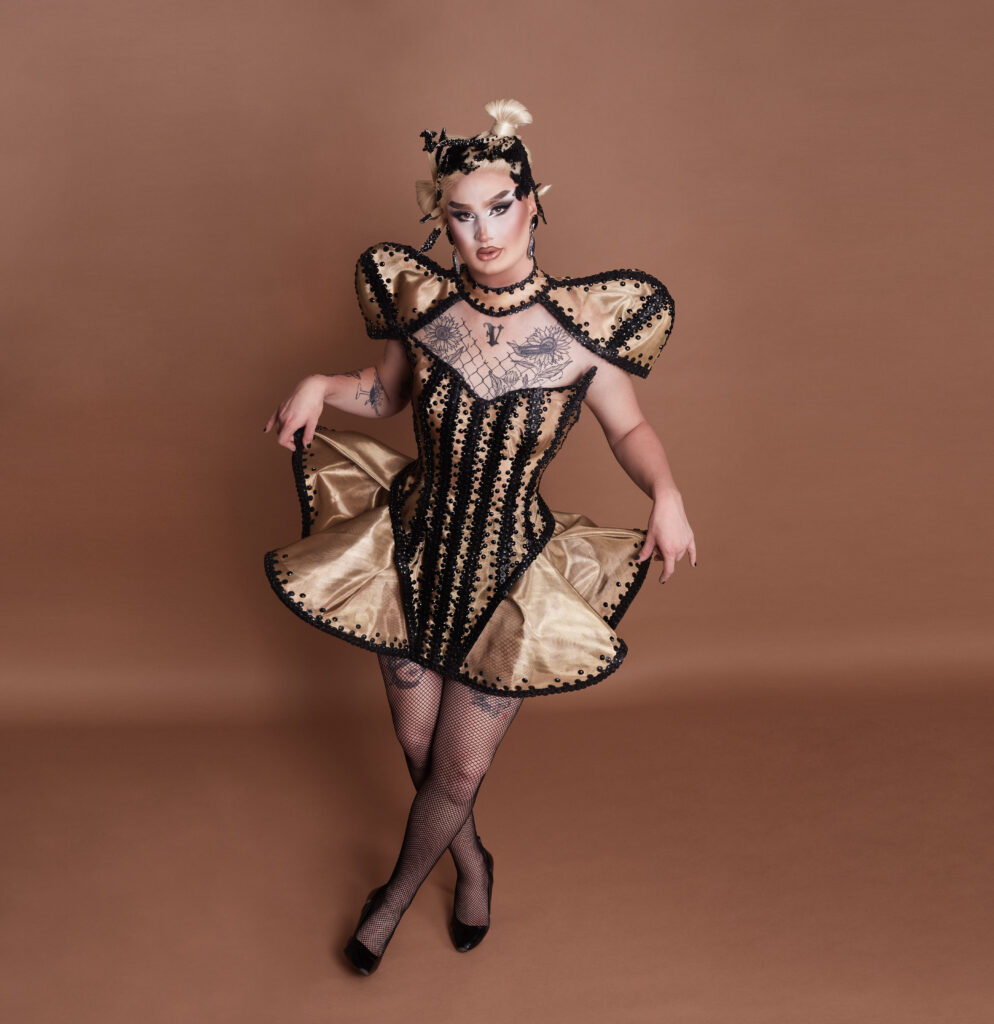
top-left (447, 190), bottom-right (512, 210)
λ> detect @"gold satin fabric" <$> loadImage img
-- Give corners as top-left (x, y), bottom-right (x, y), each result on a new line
top-left (265, 428), bottom-right (648, 695)
top-left (355, 242), bottom-right (673, 375)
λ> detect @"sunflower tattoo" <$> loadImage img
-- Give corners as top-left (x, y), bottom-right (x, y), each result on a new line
top-left (507, 325), bottom-right (572, 385)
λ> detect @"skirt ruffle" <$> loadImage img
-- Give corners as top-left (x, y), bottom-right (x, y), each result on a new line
top-left (263, 426), bottom-right (650, 697)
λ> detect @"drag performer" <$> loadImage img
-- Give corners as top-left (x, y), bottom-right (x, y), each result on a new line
top-left (263, 99), bottom-right (696, 974)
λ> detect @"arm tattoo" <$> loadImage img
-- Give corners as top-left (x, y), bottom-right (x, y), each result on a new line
top-left (355, 368), bottom-right (386, 415)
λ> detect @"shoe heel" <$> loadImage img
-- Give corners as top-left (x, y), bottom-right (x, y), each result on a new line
top-left (343, 883), bottom-right (392, 976)
top-left (450, 835), bottom-right (495, 953)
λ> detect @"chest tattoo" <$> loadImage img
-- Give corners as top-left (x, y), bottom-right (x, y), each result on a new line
top-left (419, 313), bottom-right (574, 401)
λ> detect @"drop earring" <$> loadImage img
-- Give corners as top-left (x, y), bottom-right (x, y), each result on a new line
top-left (444, 223), bottom-right (460, 272)
top-left (527, 229), bottom-right (535, 260)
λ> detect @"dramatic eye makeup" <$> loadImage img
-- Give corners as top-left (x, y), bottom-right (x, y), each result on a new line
top-left (451, 202), bottom-right (512, 222)
top-left (448, 190), bottom-right (515, 221)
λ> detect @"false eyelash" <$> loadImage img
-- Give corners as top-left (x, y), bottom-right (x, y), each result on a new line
top-left (452, 203), bottom-right (512, 222)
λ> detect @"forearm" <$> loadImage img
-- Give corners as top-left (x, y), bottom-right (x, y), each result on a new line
top-left (609, 420), bottom-right (681, 501)
top-left (316, 367), bottom-right (402, 419)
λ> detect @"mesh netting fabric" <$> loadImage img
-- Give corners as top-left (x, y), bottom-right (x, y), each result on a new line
top-left (354, 653), bottom-right (525, 956)
top-left (415, 303), bottom-right (577, 401)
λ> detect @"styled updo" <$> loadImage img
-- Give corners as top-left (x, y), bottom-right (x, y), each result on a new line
top-left (415, 99), bottom-right (552, 226)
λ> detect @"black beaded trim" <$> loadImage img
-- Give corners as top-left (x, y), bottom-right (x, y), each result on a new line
top-left (493, 389), bottom-right (545, 590)
top-left (386, 352), bottom-right (451, 655)
top-left (606, 542), bottom-right (653, 629)
top-left (356, 242), bottom-right (462, 340)
top-left (401, 350), bottom-right (445, 555)
top-left (539, 268), bottom-right (675, 378)
top-left (354, 247), bottom-right (394, 340)
top-left (356, 242), bottom-right (675, 378)
top-left (455, 264), bottom-right (549, 317)
top-left (447, 370), bottom-right (596, 666)
top-left (418, 366), bottom-right (463, 658)
top-left (526, 377), bottom-right (592, 532)
top-left (387, 464), bottom-right (421, 655)
top-left (264, 408), bottom-right (644, 698)
top-left (291, 426), bottom-right (317, 536)
top-left (263, 544), bottom-right (632, 698)
top-left (384, 345), bottom-right (600, 681)
top-left (428, 397), bottom-right (486, 667)
top-left (464, 259), bottom-right (539, 294)
top-left (268, 251), bottom-right (664, 696)
top-left (448, 398), bottom-right (515, 648)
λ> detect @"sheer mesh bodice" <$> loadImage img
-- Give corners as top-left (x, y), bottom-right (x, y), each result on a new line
top-left (414, 300), bottom-right (588, 401)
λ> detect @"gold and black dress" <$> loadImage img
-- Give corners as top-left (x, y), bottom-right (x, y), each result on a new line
top-left (264, 242), bottom-right (674, 697)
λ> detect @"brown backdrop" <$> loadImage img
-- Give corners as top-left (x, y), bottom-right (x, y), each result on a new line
top-left (1, 0), bottom-right (989, 723)
top-left (3, 4), bottom-right (992, 1022)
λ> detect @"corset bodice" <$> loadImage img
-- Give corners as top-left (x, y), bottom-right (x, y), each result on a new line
top-left (264, 243), bottom-right (676, 699)
top-left (389, 339), bottom-right (596, 672)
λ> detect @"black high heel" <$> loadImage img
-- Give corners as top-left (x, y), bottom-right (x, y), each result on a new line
top-left (343, 883), bottom-right (397, 975)
top-left (450, 834), bottom-right (494, 953)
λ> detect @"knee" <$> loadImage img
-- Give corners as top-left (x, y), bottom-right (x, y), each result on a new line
top-left (430, 750), bottom-right (490, 806)
top-left (394, 721), bottom-right (433, 769)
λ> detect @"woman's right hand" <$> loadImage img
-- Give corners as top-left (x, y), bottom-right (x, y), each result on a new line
top-left (263, 374), bottom-right (328, 452)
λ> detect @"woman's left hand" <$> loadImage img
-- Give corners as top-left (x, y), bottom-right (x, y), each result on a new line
top-left (637, 490), bottom-right (697, 583)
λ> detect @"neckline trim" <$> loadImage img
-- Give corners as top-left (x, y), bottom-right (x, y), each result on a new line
top-left (465, 259), bottom-right (540, 294)
top-left (456, 262), bottom-right (550, 315)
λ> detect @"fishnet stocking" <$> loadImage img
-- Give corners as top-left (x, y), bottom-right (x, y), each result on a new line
top-left (355, 655), bottom-right (524, 956)
top-left (378, 656), bottom-right (487, 925)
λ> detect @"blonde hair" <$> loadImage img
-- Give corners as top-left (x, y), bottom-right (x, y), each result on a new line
top-left (481, 98), bottom-right (532, 138)
top-left (415, 99), bottom-right (552, 223)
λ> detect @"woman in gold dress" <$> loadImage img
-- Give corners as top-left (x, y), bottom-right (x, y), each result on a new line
top-left (263, 99), bottom-right (696, 974)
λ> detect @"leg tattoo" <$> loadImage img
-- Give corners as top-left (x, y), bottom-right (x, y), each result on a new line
top-left (359, 662), bottom-right (525, 955)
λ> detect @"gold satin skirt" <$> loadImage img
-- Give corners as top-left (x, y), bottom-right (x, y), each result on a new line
top-left (263, 427), bottom-right (651, 697)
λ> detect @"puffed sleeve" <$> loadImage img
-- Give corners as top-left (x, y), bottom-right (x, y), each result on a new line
top-left (543, 269), bottom-right (675, 377)
top-left (354, 242), bottom-right (455, 339)
top-left (354, 242), bottom-right (400, 339)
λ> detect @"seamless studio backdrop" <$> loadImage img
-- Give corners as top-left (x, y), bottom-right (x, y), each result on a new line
top-left (1, 2), bottom-right (991, 1023)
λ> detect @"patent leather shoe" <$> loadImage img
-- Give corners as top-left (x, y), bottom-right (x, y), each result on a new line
top-left (343, 883), bottom-right (394, 975)
top-left (450, 835), bottom-right (494, 952)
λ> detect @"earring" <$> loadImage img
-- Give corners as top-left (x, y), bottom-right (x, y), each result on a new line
top-left (452, 246), bottom-right (461, 272)
top-left (527, 230), bottom-right (535, 260)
